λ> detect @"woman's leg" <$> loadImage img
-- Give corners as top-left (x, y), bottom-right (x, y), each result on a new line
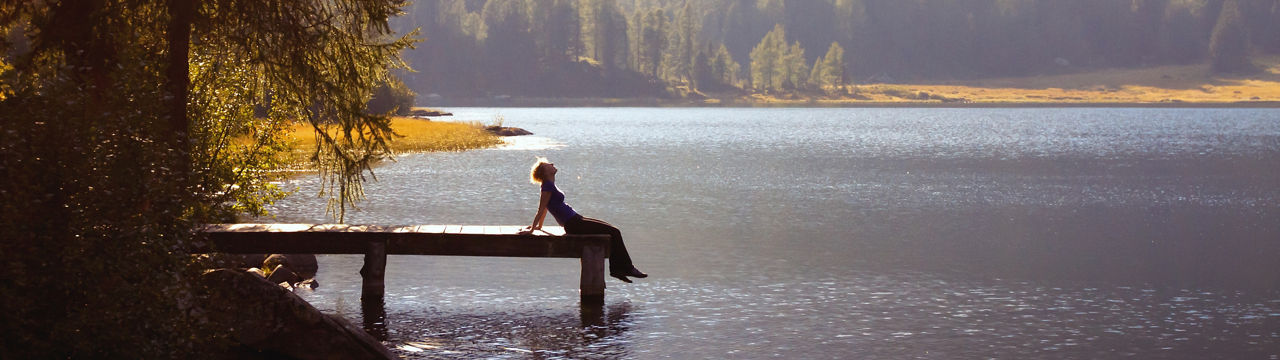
top-left (565, 216), bottom-right (635, 273)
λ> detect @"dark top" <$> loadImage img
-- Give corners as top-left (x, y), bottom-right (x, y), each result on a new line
top-left (541, 181), bottom-right (579, 226)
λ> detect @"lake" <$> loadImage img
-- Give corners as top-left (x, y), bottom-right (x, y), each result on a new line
top-left (266, 107), bottom-right (1280, 359)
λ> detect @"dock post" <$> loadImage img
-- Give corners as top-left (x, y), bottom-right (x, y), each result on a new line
top-left (359, 239), bottom-right (388, 302)
top-left (580, 240), bottom-right (606, 304)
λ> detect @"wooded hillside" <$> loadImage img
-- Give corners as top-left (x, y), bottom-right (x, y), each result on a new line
top-left (394, 0), bottom-right (1280, 99)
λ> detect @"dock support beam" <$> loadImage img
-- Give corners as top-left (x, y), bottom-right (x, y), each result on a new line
top-left (580, 241), bottom-right (606, 304)
top-left (358, 240), bottom-right (389, 340)
top-left (359, 239), bottom-right (387, 301)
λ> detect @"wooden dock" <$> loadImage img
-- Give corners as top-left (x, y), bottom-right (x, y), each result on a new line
top-left (195, 224), bottom-right (612, 304)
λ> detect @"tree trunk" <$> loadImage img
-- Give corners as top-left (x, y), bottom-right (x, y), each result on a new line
top-left (166, 0), bottom-right (194, 181)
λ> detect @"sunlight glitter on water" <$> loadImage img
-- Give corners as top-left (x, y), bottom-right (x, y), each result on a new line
top-left (493, 135), bottom-right (565, 151)
top-left (272, 107), bottom-right (1280, 359)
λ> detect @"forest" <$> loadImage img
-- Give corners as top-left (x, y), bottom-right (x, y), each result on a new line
top-left (394, 0), bottom-right (1280, 99)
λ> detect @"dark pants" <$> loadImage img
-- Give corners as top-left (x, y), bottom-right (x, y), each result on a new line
top-left (563, 215), bottom-right (634, 273)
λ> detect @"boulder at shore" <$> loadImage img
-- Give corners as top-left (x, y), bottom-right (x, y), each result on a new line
top-left (199, 269), bottom-right (395, 360)
top-left (264, 254), bottom-right (318, 279)
top-left (484, 125), bottom-right (533, 136)
top-left (407, 108), bottom-right (452, 117)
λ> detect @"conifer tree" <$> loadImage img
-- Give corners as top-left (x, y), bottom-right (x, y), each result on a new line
top-left (711, 44), bottom-right (742, 88)
top-left (0, 0), bottom-right (413, 356)
top-left (821, 41), bottom-right (847, 87)
top-left (809, 56), bottom-right (826, 89)
top-left (784, 41), bottom-right (808, 90)
top-left (750, 24), bottom-right (786, 92)
top-left (1210, 0), bottom-right (1253, 73)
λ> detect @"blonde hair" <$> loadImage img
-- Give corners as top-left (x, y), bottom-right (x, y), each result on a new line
top-left (529, 157), bottom-right (551, 184)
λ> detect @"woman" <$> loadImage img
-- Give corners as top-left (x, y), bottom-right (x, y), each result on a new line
top-left (520, 158), bottom-right (648, 283)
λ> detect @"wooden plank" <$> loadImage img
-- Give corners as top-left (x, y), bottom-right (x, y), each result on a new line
top-left (195, 224), bottom-right (610, 258)
top-left (390, 225), bottom-right (419, 233)
top-left (202, 224), bottom-right (568, 235)
top-left (196, 231), bottom-right (382, 254)
top-left (387, 233), bottom-right (608, 258)
top-left (541, 226), bottom-right (566, 236)
top-left (419, 225), bottom-right (446, 233)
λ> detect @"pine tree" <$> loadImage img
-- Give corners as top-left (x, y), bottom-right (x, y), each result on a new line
top-left (784, 41), bottom-right (808, 90)
top-left (750, 24), bottom-right (787, 92)
top-left (711, 44), bottom-right (742, 88)
top-left (820, 41), bottom-right (847, 87)
top-left (1210, 0), bottom-right (1253, 73)
top-left (0, 0), bottom-right (412, 356)
top-left (809, 57), bottom-right (826, 89)
top-left (750, 25), bottom-right (778, 91)
top-left (663, 2), bottom-right (699, 82)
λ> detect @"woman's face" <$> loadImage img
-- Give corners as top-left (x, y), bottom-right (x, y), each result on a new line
top-left (543, 163), bottom-right (558, 177)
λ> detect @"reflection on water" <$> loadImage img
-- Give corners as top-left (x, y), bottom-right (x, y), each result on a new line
top-left (361, 293), bottom-right (388, 341)
top-left (272, 108), bottom-right (1280, 359)
top-left (495, 135), bottom-right (565, 151)
top-left (384, 302), bottom-right (633, 358)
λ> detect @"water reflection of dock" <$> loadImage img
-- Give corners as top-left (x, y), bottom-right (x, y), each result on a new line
top-left (390, 302), bottom-right (635, 357)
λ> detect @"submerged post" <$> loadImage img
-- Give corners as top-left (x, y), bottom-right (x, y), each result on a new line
top-left (580, 240), bottom-right (606, 304)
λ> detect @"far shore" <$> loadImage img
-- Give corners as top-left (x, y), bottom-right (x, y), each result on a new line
top-left (429, 56), bottom-right (1280, 109)
top-left (431, 97), bottom-right (1280, 108)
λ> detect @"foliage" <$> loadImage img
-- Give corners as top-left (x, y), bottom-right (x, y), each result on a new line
top-left (783, 41), bottom-right (808, 90)
top-left (1209, 0), bottom-right (1254, 73)
top-left (710, 44), bottom-right (742, 88)
top-left (749, 24), bottom-right (809, 93)
top-left (0, 0), bottom-right (412, 357)
top-left (821, 42), bottom-right (846, 87)
top-left (368, 75), bottom-right (417, 116)
top-left (394, 0), bottom-right (1280, 98)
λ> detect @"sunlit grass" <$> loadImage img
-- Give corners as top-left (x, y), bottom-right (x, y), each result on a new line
top-left (740, 56), bottom-right (1280, 105)
top-left (284, 116), bottom-right (500, 165)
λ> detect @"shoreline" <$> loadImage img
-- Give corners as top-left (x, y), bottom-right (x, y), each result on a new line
top-left (429, 56), bottom-right (1280, 109)
top-left (432, 97), bottom-right (1280, 108)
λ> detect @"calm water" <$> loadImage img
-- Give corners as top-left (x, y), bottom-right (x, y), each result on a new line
top-left (266, 108), bottom-right (1280, 359)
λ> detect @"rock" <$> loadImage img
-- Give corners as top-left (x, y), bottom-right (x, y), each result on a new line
top-left (263, 254), bottom-right (287, 272)
top-left (247, 268), bottom-right (266, 278)
top-left (266, 264), bottom-right (301, 286)
top-left (264, 254), bottom-right (318, 279)
top-left (484, 126), bottom-right (533, 136)
top-left (198, 269), bottom-right (395, 359)
top-left (203, 253), bottom-right (268, 269)
top-left (297, 278), bottom-right (320, 289)
top-left (407, 108), bottom-right (452, 117)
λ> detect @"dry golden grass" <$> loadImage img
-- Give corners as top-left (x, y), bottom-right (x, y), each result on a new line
top-left (743, 56), bottom-right (1280, 105)
top-left (284, 116), bottom-right (500, 164)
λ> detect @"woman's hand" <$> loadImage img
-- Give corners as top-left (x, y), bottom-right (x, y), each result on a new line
top-left (517, 225), bottom-right (538, 235)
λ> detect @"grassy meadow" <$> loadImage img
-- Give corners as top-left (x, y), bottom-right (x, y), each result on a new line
top-left (734, 56), bottom-right (1280, 106)
top-left (283, 115), bottom-right (501, 166)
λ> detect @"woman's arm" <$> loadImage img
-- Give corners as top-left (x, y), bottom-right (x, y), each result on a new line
top-left (523, 191), bottom-right (552, 233)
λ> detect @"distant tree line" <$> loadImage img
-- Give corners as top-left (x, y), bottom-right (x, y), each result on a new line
top-left (395, 0), bottom-right (1280, 98)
